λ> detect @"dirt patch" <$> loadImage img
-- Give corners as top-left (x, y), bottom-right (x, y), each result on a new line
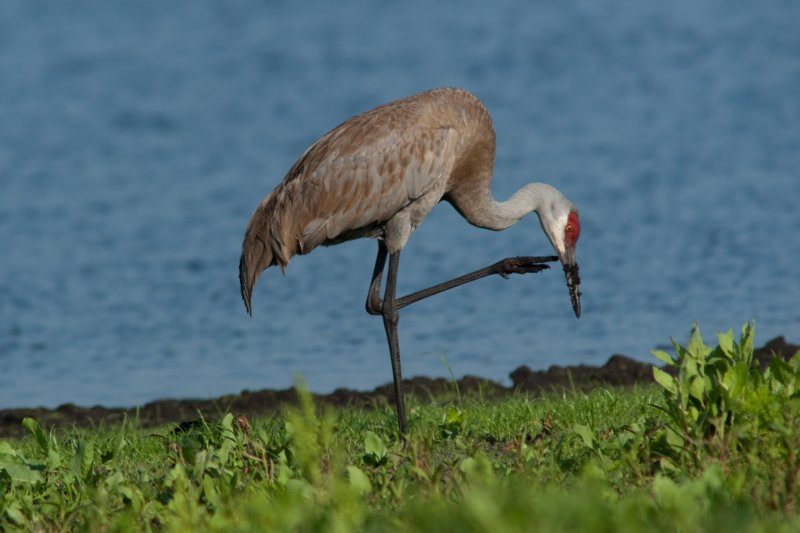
top-left (1, 336), bottom-right (797, 439)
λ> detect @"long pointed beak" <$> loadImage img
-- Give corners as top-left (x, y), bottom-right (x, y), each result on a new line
top-left (560, 247), bottom-right (581, 318)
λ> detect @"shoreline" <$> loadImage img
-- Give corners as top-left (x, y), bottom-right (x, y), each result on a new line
top-left (1, 336), bottom-right (796, 439)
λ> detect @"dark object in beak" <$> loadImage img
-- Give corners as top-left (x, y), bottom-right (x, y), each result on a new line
top-left (563, 263), bottom-right (582, 317)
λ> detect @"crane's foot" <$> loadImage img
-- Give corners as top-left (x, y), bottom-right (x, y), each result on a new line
top-left (493, 256), bottom-right (558, 279)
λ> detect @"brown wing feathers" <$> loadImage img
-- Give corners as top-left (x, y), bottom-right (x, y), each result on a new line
top-left (239, 88), bottom-right (485, 314)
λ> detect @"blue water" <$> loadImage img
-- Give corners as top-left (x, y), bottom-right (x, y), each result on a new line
top-left (1, 0), bottom-right (798, 409)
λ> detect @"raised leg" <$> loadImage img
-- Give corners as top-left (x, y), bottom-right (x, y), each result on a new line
top-left (382, 251), bottom-right (408, 436)
top-left (395, 255), bottom-right (557, 310)
top-left (366, 240), bottom-right (557, 314)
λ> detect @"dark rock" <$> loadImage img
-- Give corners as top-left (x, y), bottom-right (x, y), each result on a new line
top-left (753, 336), bottom-right (799, 368)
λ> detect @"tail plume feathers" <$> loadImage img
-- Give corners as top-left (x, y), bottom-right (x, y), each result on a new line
top-left (238, 251), bottom-right (256, 315)
top-left (239, 200), bottom-right (281, 315)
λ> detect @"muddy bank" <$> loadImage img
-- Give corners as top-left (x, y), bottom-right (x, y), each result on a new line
top-left (1, 336), bottom-right (797, 439)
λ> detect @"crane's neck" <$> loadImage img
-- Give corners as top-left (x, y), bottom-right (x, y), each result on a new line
top-left (463, 182), bottom-right (565, 231)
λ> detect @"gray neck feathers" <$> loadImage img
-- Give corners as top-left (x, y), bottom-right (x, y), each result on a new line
top-left (472, 182), bottom-right (566, 231)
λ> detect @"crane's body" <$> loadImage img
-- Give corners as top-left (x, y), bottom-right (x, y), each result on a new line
top-left (240, 87), bottom-right (582, 436)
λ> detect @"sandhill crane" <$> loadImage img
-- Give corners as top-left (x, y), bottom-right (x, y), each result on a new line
top-left (239, 87), bottom-right (581, 436)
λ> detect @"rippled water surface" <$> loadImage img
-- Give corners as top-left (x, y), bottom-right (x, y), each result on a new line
top-left (1, 0), bottom-right (798, 408)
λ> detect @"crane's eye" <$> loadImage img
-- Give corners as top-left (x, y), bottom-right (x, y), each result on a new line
top-left (565, 212), bottom-right (580, 247)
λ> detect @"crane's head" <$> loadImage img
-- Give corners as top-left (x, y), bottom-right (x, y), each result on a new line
top-left (538, 198), bottom-right (582, 318)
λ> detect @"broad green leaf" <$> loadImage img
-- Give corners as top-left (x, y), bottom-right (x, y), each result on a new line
top-left (688, 375), bottom-right (706, 401)
top-left (653, 367), bottom-right (676, 394)
top-left (221, 412), bottom-right (234, 432)
top-left (363, 431), bottom-right (387, 466)
top-left (665, 426), bottom-right (684, 448)
top-left (684, 357), bottom-right (699, 379)
top-left (717, 329), bottom-right (735, 357)
top-left (364, 431), bottom-right (386, 457)
top-left (346, 465), bottom-right (372, 495)
top-left (47, 448), bottom-right (62, 470)
top-left (573, 423), bottom-right (595, 449)
top-left (0, 456), bottom-right (42, 483)
top-left (0, 441), bottom-right (17, 456)
top-left (687, 323), bottom-right (708, 360)
top-left (723, 362), bottom-right (749, 397)
top-left (4, 502), bottom-right (26, 525)
top-left (652, 350), bottom-right (676, 367)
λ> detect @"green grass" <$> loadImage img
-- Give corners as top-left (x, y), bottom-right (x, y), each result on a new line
top-left (1, 323), bottom-right (799, 532)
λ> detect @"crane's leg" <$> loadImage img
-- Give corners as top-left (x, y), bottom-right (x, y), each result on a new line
top-left (365, 242), bottom-right (408, 435)
top-left (382, 250), bottom-right (408, 436)
top-left (366, 241), bottom-right (557, 313)
top-left (365, 241), bottom-right (388, 316)
top-left (394, 255), bottom-right (557, 310)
